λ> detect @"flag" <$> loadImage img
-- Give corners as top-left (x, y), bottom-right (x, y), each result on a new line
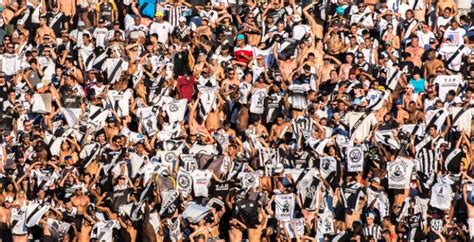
top-left (61, 107), bottom-right (82, 128)
top-left (31, 93), bottom-right (52, 113)
top-left (347, 146), bottom-right (364, 172)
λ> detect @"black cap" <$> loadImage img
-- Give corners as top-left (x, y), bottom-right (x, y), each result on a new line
top-left (99, 18), bottom-right (105, 24)
top-left (113, 20), bottom-right (120, 25)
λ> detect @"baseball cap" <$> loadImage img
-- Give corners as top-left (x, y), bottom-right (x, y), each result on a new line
top-left (395, 98), bottom-right (403, 105)
top-left (426, 88), bottom-right (434, 94)
top-left (179, 16), bottom-right (186, 22)
top-left (113, 20), bottom-right (120, 25)
top-left (17, 19), bottom-right (24, 25)
top-left (236, 34), bottom-right (245, 40)
top-left (352, 98), bottom-right (361, 105)
top-left (36, 83), bottom-right (44, 90)
top-left (429, 38), bottom-right (436, 44)
top-left (78, 21), bottom-right (85, 27)
top-left (155, 11), bottom-right (164, 17)
top-left (336, 6), bottom-right (345, 15)
top-left (98, 18), bottom-right (105, 24)
top-left (357, 52), bottom-right (364, 58)
top-left (4, 197), bottom-right (13, 203)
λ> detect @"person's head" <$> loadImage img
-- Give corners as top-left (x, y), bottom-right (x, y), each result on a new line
top-left (443, 7), bottom-right (452, 18)
top-left (450, 20), bottom-right (459, 30)
top-left (117, 175), bottom-right (127, 185)
top-left (366, 213), bottom-right (375, 225)
top-left (405, 10), bottom-right (414, 20)
top-left (40, 16), bottom-right (47, 26)
top-left (411, 36), bottom-right (419, 46)
top-left (236, 34), bottom-right (245, 47)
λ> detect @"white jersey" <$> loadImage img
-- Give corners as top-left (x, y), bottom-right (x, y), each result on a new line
top-left (249, 88), bottom-right (267, 114)
top-left (430, 179), bottom-right (453, 210)
top-left (107, 89), bottom-right (133, 117)
top-left (191, 169), bottom-right (212, 197)
top-left (91, 220), bottom-right (120, 242)
top-left (11, 207), bottom-right (28, 235)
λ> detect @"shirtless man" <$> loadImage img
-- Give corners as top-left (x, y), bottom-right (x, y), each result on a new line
top-left (0, 198), bottom-right (12, 242)
top-left (71, 188), bottom-right (90, 215)
top-left (405, 36), bottom-right (424, 68)
top-left (35, 16), bottom-right (57, 45)
top-left (424, 50), bottom-right (445, 78)
top-left (318, 55), bottom-right (341, 87)
top-left (273, 44), bottom-right (307, 83)
top-left (436, 0), bottom-right (457, 17)
top-left (269, 115), bottom-right (290, 142)
top-left (59, 0), bottom-right (76, 26)
top-left (248, 209), bottom-right (268, 242)
top-left (206, 93), bottom-right (225, 131)
top-left (339, 53), bottom-right (355, 81)
top-left (395, 100), bottom-right (410, 124)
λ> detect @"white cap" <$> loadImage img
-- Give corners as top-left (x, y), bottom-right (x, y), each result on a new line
top-left (179, 16), bottom-right (186, 22)
top-left (78, 21), bottom-right (85, 27)
top-left (17, 19), bottom-right (24, 25)
top-left (36, 83), bottom-right (44, 90)
top-left (4, 197), bottom-right (13, 203)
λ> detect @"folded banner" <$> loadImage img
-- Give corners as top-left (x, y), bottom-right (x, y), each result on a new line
top-left (182, 202), bottom-right (211, 224)
top-left (159, 190), bottom-right (180, 217)
top-left (31, 93), bottom-right (52, 113)
top-left (25, 203), bottom-right (49, 227)
top-left (47, 219), bottom-right (71, 241)
top-left (347, 146), bottom-right (364, 172)
top-left (196, 153), bottom-right (225, 177)
top-left (79, 142), bottom-right (101, 168)
top-left (62, 107), bottom-right (82, 128)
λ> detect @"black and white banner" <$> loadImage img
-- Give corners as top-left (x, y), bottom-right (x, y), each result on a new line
top-left (25, 203), bottom-right (49, 227)
top-left (47, 219), bottom-right (71, 241)
top-left (198, 86), bottom-right (218, 120)
top-left (181, 154), bottom-right (198, 172)
top-left (164, 99), bottom-right (187, 123)
top-left (240, 171), bottom-right (259, 189)
top-left (444, 148), bottom-right (464, 173)
top-left (137, 106), bottom-right (158, 136)
top-left (347, 146), bottom-right (364, 172)
top-left (249, 88), bottom-right (267, 114)
top-left (79, 142), bottom-right (101, 167)
top-left (388, 158), bottom-right (414, 189)
top-left (31, 93), bottom-right (52, 113)
top-left (107, 90), bottom-right (132, 117)
top-left (159, 190), bottom-right (180, 217)
top-left (86, 105), bottom-right (110, 132)
top-left (177, 168), bottom-right (193, 197)
top-left (374, 130), bottom-right (400, 150)
top-left (284, 218), bottom-right (305, 239)
top-left (275, 194), bottom-right (295, 221)
top-left (62, 107), bottom-right (82, 128)
top-left (318, 156), bottom-right (337, 179)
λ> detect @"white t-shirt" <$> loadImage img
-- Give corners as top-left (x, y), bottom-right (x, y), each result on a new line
top-left (149, 21), bottom-right (174, 44)
top-left (416, 30), bottom-right (435, 49)
top-left (345, 112), bottom-right (378, 142)
top-left (433, 75), bottom-right (465, 100)
top-left (438, 45), bottom-right (470, 72)
top-left (91, 220), bottom-right (120, 242)
top-left (191, 169), bottom-right (212, 197)
top-left (443, 27), bottom-right (466, 46)
top-left (93, 27), bottom-right (109, 48)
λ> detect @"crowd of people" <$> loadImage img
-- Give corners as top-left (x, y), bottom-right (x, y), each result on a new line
top-left (0, 0), bottom-right (472, 241)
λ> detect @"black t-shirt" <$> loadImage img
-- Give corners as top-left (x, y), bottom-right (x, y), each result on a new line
top-left (173, 50), bottom-right (191, 76)
top-left (61, 93), bottom-right (82, 108)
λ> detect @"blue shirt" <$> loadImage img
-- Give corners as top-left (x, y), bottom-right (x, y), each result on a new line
top-left (410, 78), bottom-right (426, 94)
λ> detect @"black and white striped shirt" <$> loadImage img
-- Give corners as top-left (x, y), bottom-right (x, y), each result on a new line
top-left (362, 224), bottom-right (383, 240)
top-left (164, 4), bottom-right (188, 27)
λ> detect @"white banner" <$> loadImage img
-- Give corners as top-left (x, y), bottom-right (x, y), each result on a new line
top-left (275, 194), bottom-right (295, 221)
top-left (388, 158), bottom-right (414, 189)
top-left (347, 146), bottom-right (364, 172)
